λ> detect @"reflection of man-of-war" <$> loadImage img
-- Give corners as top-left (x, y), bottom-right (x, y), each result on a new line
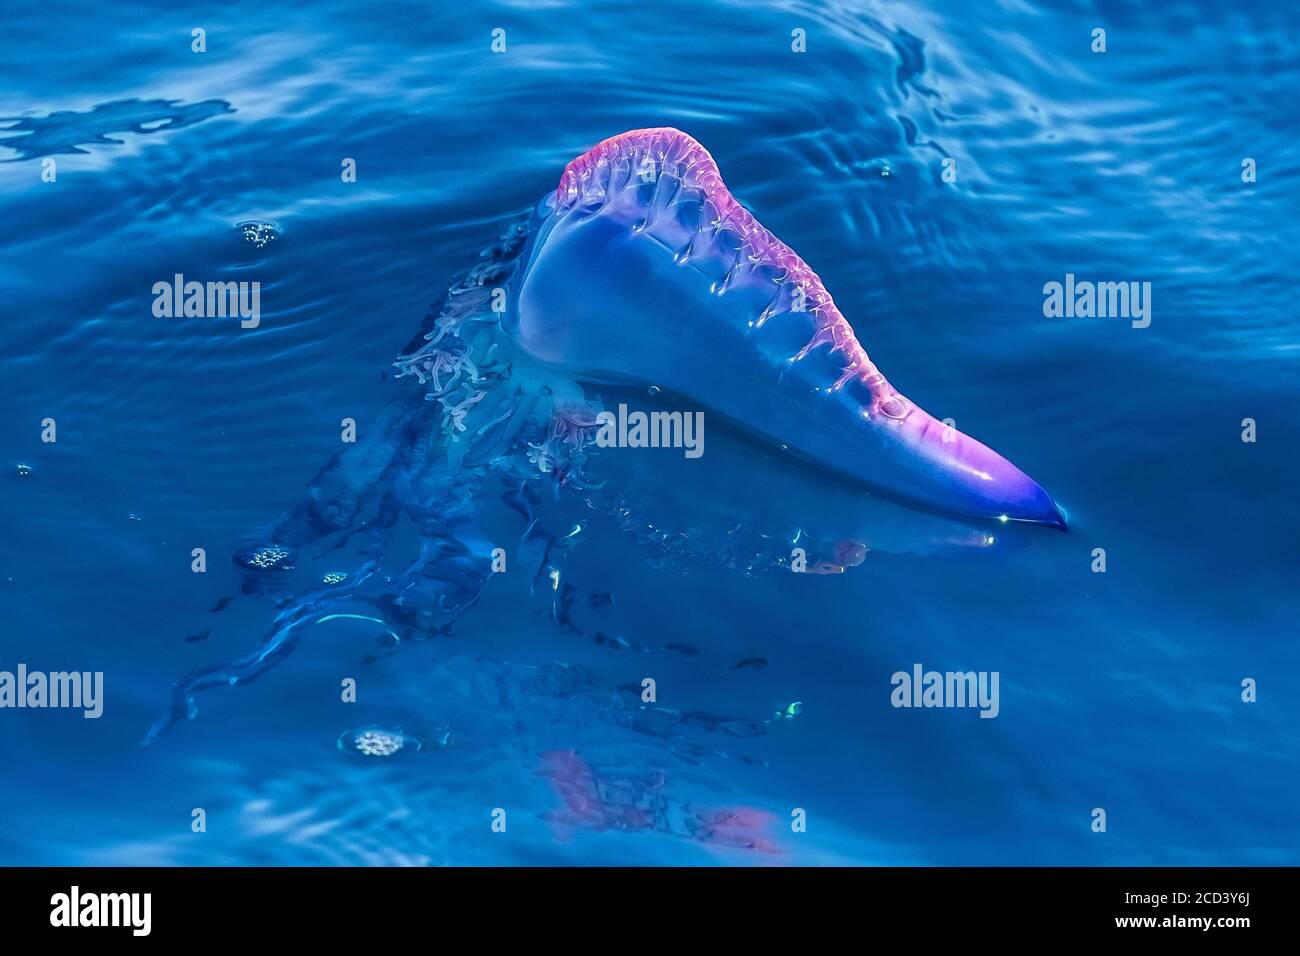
top-left (144, 130), bottom-right (1062, 853)
top-left (540, 749), bottom-right (780, 853)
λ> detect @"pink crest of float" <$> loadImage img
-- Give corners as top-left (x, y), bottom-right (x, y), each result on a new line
top-left (555, 128), bottom-right (905, 411)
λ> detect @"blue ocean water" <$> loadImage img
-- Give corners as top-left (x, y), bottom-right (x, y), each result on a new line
top-left (1, 0), bottom-right (1296, 866)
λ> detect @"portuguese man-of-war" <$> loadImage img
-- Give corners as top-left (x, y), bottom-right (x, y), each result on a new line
top-left (505, 128), bottom-right (1065, 529)
top-left (142, 131), bottom-right (1067, 856)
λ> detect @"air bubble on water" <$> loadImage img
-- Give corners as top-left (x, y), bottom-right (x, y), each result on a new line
top-left (15, 463), bottom-right (32, 478)
top-left (353, 730), bottom-right (402, 757)
top-left (234, 542), bottom-right (297, 572)
top-left (337, 726), bottom-right (421, 758)
top-left (322, 571), bottom-right (348, 585)
top-left (237, 221), bottom-right (280, 249)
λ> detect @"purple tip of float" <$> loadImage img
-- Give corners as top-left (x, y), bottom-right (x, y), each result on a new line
top-left (892, 409), bottom-right (1068, 529)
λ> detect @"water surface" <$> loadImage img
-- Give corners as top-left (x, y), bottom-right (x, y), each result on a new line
top-left (0, 0), bottom-right (1296, 865)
